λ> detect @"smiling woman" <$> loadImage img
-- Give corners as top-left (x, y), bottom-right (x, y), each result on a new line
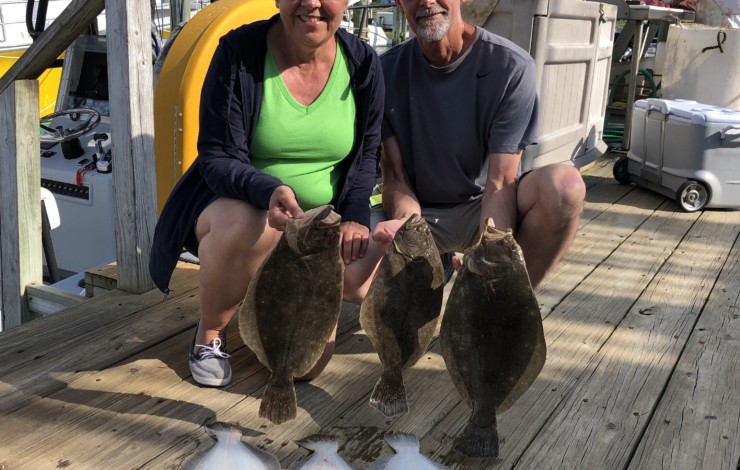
top-left (150, 0), bottom-right (394, 393)
top-left (275, 0), bottom-right (349, 52)
top-left (269, 0), bottom-right (350, 105)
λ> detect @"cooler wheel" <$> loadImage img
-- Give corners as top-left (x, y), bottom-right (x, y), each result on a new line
top-left (676, 180), bottom-right (709, 212)
top-left (613, 156), bottom-right (630, 185)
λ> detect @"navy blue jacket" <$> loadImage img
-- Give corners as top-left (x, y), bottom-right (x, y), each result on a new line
top-left (150, 16), bottom-right (384, 293)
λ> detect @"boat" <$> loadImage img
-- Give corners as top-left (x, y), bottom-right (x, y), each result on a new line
top-left (0, 0), bottom-right (69, 114)
top-left (0, 0), bottom-right (208, 116)
top-left (1, 1), bottom-right (209, 297)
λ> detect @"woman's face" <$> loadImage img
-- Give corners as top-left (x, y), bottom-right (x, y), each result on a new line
top-left (277, 0), bottom-right (348, 49)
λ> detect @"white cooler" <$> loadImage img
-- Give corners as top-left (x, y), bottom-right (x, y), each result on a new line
top-left (615, 98), bottom-right (740, 211)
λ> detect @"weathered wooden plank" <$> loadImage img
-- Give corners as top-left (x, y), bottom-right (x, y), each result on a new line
top-left (0, 263), bottom-right (198, 358)
top-left (8, 286), bottom-right (431, 468)
top-left (0, 290), bottom-right (199, 415)
top-left (0, 264), bottom-right (199, 415)
top-left (84, 263), bottom-right (120, 297)
top-left (579, 176), bottom-right (634, 227)
top-left (580, 155), bottom-right (619, 182)
top-left (136, 272), bottom-right (482, 468)
top-left (137, 181), bottom-right (670, 469)
top-left (0, 0), bottom-right (105, 94)
top-left (515, 209), bottom-right (740, 468)
top-left (1, 156), bottom-right (732, 470)
top-left (534, 157), bottom-right (646, 317)
top-left (27, 283), bottom-right (87, 316)
top-left (0, 303), bottom-right (363, 468)
top-left (0, 80), bottom-right (42, 331)
top-left (0, 330), bottom-right (257, 469)
top-left (105, 0), bottom-right (158, 294)
top-left (126, 311), bottom-right (451, 468)
top-left (536, 185), bottom-right (665, 317)
top-left (629, 221), bottom-right (740, 470)
top-left (423, 199), bottom-right (702, 468)
top-left (281, 343), bottom-right (459, 468)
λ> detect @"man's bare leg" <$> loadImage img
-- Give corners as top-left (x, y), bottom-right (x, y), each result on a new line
top-left (342, 218), bottom-right (405, 302)
top-left (515, 164), bottom-right (585, 288)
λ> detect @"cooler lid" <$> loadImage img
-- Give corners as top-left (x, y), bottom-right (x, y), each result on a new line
top-left (634, 99), bottom-right (649, 111)
top-left (646, 98), bottom-right (740, 124)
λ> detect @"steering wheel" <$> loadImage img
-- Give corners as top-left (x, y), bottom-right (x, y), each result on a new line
top-left (40, 108), bottom-right (101, 144)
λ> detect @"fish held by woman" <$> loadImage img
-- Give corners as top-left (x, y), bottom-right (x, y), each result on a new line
top-left (440, 221), bottom-right (546, 458)
top-left (360, 214), bottom-right (445, 417)
top-left (238, 205), bottom-right (345, 424)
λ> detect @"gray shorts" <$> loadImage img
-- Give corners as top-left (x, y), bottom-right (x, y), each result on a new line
top-left (370, 198), bottom-right (482, 254)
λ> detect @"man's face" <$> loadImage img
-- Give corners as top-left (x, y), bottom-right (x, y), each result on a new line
top-left (397, 0), bottom-right (460, 43)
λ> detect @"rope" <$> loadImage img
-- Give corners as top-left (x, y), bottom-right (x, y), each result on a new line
top-left (701, 30), bottom-right (727, 53)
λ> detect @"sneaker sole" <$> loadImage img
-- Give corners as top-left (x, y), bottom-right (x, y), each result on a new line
top-left (192, 373), bottom-right (232, 387)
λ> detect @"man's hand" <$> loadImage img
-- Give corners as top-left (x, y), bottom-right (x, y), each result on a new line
top-left (340, 221), bottom-right (370, 265)
top-left (267, 185), bottom-right (304, 231)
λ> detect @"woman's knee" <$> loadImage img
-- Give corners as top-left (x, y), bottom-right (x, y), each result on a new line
top-left (295, 331), bottom-right (337, 381)
top-left (199, 199), bottom-right (276, 254)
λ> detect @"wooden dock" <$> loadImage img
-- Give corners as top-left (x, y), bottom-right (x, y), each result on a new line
top-left (1, 156), bottom-right (739, 469)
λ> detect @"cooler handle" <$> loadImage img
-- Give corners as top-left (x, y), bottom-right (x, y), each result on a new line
top-left (646, 98), bottom-right (672, 115)
top-left (647, 104), bottom-right (669, 121)
top-left (720, 125), bottom-right (740, 141)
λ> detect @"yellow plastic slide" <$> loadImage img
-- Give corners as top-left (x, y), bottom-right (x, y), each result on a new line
top-left (154, 0), bottom-right (277, 212)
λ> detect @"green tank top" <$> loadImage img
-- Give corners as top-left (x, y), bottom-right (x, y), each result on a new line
top-left (250, 43), bottom-right (356, 210)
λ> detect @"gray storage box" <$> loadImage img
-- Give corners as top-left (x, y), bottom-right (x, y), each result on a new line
top-left (478, 0), bottom-right (617, 171)
top-left (614, 98), bottom-right (740, 211)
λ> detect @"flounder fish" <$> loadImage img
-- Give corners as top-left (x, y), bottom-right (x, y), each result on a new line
top-left (360, 214), bottom-right (445, 417)
top-left (295, 434), bottom-right (353, 469)
top-left (369, 433), bottom-right (447, 470)
top-left (440, 221), bottom-right (546, 458)
top-left (180, 421), bottom-right (280, 470)
top-left (238, 205), bottom-right (344, 424)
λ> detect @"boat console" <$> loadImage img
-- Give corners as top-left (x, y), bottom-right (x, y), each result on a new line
top-left (40, 35), bottom-right (116, 279)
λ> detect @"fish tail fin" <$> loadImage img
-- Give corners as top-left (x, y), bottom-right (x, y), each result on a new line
top-left (369, 370), bottom-right (408, 417)
top-left (296, 434), bottom-right (339, 453)
top-left (454, 418), bottom-right (500, 459)
top-left (204, 421), bottom-right (241, 442)
top-left (384, 432), bottom-right (419, 452)
top-left (259, 377), bottom-right (297, 425)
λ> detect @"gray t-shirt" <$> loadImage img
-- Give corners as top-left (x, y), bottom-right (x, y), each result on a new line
top-left (380, 27), bottom-right (538, 207)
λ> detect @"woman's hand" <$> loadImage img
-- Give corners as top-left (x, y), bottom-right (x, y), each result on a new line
top-left (267, 186), bottom-right (304, 231)
top-left (340, 221), bottom-right (370, 265)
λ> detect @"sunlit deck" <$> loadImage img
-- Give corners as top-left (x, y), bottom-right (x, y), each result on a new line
top-left (1, 155), bottom-right (739, 469)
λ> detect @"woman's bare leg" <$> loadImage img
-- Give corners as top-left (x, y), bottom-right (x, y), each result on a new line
top-left (194, 198), bottom-right (281, 347)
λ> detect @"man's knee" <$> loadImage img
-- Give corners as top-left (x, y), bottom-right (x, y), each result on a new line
top-left (542, 164), bottom-right (585, 213)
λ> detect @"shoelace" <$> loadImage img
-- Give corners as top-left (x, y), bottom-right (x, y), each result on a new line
top-left (194, 337), bottom-right (231, 359)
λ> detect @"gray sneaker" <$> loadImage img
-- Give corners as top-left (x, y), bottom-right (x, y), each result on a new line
top-left (189, 325), bottom-right (232, 387)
